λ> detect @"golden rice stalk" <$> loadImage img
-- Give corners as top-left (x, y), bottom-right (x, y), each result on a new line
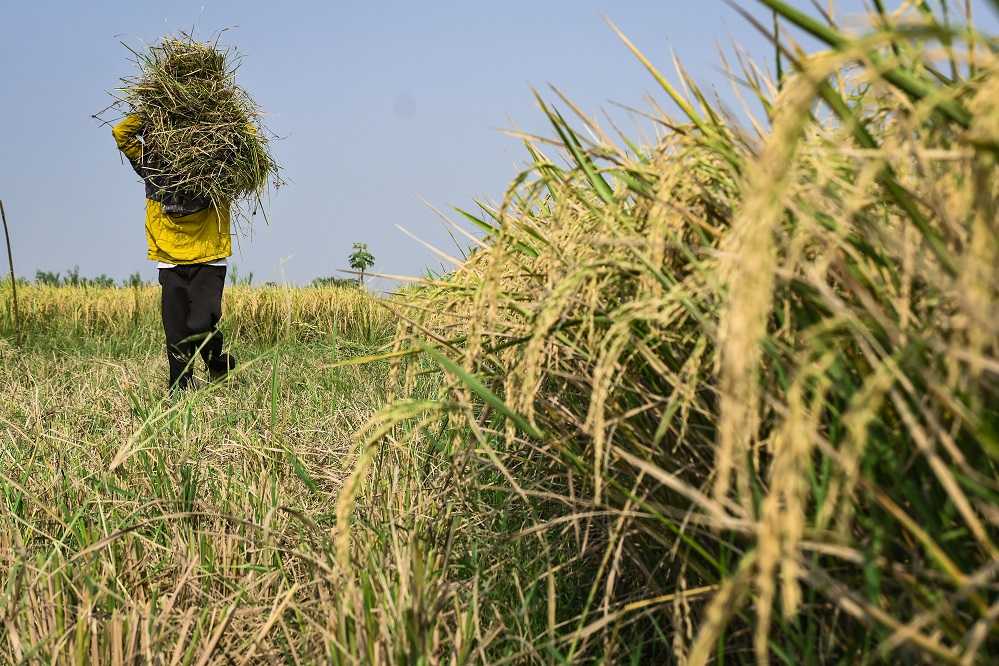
top-left (713, 60), bottom-right (828, 512)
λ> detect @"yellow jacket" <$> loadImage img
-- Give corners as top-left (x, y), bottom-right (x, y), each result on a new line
top-left (112, 115), bottom-right (231, 264)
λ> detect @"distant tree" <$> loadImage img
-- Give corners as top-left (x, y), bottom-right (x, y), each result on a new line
top-left (349, 242), bottom-right (375, 286)
top-left (35, 270), bottom-right (61, 286)
top-left (228, 264), bottom-right (254, 286)
top-left (64, 266), bottom-right (83, 287)
top-left (35, 268), bottom-right (129, 288)
top-left (310, 276), bottom-right (359, 288)
top-left (125, 272), bottom-right (144, 288)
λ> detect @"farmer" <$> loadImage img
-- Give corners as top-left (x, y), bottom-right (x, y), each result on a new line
top-left (112, 114), bottom-right (237, 391)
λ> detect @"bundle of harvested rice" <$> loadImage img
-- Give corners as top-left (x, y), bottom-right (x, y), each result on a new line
top-left (113, 33), bottom-right (280, 218)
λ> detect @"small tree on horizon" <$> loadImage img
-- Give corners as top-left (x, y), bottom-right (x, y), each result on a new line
top-left (349, 242), bottom-right (375, 286)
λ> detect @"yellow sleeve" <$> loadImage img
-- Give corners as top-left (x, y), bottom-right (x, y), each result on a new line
top-left (112, 114), bottom-right (144, 163)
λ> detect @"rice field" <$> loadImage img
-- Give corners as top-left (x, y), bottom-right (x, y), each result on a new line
top-left (0, 283), bottom-right (391, 347)
top-left (2, 2), bottom-right (998, 664)
top-left (0, 285), bottom-right (394, 663)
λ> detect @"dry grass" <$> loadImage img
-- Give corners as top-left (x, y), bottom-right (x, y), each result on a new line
top-left (0, 282), bottom-right (486, 664)
top-left (0, 333), bottom-right (386, 663)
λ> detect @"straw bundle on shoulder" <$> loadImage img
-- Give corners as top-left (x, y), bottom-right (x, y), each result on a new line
top-left (115, 33), bottom-right (280, 217)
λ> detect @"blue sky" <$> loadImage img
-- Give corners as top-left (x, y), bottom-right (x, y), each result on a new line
top-left (1, 1), bottom-right (994, 286)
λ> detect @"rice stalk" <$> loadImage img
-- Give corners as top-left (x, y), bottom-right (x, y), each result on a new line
top-left (343, 2), bottom-right (999, 662)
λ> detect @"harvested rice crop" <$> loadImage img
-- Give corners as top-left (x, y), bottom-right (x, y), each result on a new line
top-left (113, 34), bottom-right (280, 217)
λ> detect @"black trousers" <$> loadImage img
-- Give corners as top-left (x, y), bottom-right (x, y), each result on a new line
top-left (158, 264), bottom-right (229, 389)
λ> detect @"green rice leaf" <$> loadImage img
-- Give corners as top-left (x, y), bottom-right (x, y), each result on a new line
top-left (420, 343), bottom-right (544, 440)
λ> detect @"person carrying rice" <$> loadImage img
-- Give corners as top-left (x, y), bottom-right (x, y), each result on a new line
top-left (110, 35), bottom-right (278, 392)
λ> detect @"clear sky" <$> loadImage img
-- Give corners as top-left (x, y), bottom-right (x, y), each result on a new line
top-left (1, 1), bottom-right (994, 286)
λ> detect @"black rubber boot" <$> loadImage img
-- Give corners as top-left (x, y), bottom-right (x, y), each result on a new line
top-left (208, 352), bottom-right (237, 382)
